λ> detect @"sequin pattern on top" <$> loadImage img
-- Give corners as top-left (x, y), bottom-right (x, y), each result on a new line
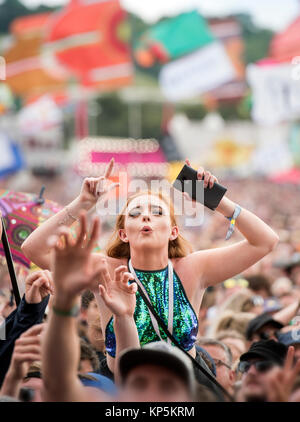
top-left (105, 265), bottom-right (199, 358)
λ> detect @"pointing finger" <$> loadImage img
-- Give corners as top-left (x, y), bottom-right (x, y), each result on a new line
top-left (104, 157), bottom-right (114, 179)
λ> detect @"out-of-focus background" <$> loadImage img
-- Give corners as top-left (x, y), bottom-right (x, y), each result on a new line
top-left (0, 0), bottom-right (300, 299)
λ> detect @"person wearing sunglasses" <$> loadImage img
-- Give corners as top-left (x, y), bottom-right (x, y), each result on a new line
top-left (246, 313), bottom-right (284, 345)
top-left (236, 340), bottom-right (287, 402)
top-left (197, 338), bottom-right (235, 397)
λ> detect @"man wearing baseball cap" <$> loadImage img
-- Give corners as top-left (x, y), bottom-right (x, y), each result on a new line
top-left (237, 340), bottom-right (288, 402)
top-left (246, 313), bottom-right (284, 344)
top-left (117, 341), bottom-right (196, 402)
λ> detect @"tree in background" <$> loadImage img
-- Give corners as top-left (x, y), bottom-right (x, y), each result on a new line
top-left (0, 0), bottom-right (56, 34)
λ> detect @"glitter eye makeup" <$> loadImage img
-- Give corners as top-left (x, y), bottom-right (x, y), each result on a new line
top-left (128, 207), bottom-right (141, 217)
top-left (151, 205), bottom-right (163, 215)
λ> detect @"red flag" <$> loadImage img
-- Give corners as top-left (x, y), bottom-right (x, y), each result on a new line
top-left (45, 0), bottom-right (134, 89)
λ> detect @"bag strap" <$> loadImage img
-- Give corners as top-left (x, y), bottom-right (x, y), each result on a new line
top-left (1, 217), bottom-right (20, 306)
top-left (137, 284), bottom-right (234, 401)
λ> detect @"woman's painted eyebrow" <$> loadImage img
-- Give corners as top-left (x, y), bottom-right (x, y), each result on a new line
top-left (151, 205), bottom-right (163, 211)
top-left (128, 205), bottom-right (141, 213)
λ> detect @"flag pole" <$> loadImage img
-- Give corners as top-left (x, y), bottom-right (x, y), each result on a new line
top-left (1, 218), bottom-right (20, 306)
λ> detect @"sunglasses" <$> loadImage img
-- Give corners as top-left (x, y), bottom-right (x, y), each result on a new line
top-left (238, 360), bottom-right (275, 374)
top-left (257, 331), bottom-right (279, 341)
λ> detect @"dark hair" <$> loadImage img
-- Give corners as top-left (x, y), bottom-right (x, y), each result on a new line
top-left (245, 275), bottom-right (271, 296)
top-left (79, 339), bottom-right (100, 372)
top-left (197, 350), bottom-right (215, 374)
top-left (81, 290), bottom-right (95, 310)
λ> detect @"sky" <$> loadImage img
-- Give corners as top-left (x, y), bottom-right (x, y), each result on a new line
top-left (11, 0), bottom-right (300, 32)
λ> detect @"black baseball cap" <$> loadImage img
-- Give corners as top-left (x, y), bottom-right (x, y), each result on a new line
top-left (246, 313), bottom-right (284, 340)
top-left (240, 340), bottom-right (288, 365)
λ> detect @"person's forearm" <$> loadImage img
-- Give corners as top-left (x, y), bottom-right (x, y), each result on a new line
top-left (274, 301), bottom-right (300, 325)
top-left (114, 315), bottom-right (139, 384)
top-left (21, 197), bottom-right (90, 269)
top-left (216, 197), bottom-right (279, 250)
top-left (42, 295), bottom-right (82, 401)
top-left (0, 370), bottom-right (21, 398)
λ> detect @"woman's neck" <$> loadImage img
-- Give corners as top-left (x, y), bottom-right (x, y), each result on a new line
top-left (130, 248), bottom-right (169, 271)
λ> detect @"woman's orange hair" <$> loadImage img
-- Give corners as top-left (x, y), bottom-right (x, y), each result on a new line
top-left (106, 190), bottom-right (193, 259)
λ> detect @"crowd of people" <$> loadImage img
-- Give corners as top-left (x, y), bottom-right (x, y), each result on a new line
top-left (1, 158), bottom-right (300, 402)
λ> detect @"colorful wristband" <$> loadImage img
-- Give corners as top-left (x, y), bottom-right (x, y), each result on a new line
top-left (225, 205), bottom-right (241, 240)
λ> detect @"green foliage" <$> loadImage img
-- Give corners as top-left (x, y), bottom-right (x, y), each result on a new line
top-left (96, 94), bottom-right (129, 138)
top-left (177, 104), bottom-right (207, 121)
top-left (95, 94), bottom-right (163, 139)
top-left (0, 0), bottom-right (57, 34)
top-left (235, 13), bottom-right (274, 64)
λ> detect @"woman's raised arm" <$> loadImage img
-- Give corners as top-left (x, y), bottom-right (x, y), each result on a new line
top-left (182, 162), bottom-right (279, 288)
top-left (21, 158), bottom-right (118, 269)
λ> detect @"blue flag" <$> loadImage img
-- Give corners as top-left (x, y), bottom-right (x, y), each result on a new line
top-left (0, 134), bottom-right (24, 178)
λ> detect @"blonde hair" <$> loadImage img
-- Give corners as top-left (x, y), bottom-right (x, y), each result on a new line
top-left (215, 330), bottom-right (246, 342)
top-left (106, 190), bottom-right (193, 259)
top-left (209, 310), bottom-right (256, 338)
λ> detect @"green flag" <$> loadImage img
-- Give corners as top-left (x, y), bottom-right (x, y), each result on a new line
top-left (135, 11), bottom-right (216, 67)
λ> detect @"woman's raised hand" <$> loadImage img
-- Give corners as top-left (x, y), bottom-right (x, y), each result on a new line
top-left (98, 265), bottom-right (137, 318)
top-left (48, 213), bottom-right (105, 303)
top-left (185, 159), bottom-right (218, 189)
top-left (79, 157), bottom-right (120, 209)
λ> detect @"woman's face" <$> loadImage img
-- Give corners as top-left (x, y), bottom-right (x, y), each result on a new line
top-left (119, 194), bottom-right (178, 251)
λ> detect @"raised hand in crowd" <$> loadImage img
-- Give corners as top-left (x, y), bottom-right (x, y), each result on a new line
top-left (98, 265), bottom-right (136, 318)
top-left (21, 158), bottom-right (119, 270)
top-left (265, 346), bottom-right (300, 402)
top-left (98, 264), bottom-right (139, 380)
top-left (25, 271), bottom-right (54, 304)
top-left (42, 212), bottom-right (109, 402)
top-left (79, 157), bottom-right (120, 208)
top-left (48, 213), bottom-right (103, 306)
top-left (0, 324), bottom-right (44, 399)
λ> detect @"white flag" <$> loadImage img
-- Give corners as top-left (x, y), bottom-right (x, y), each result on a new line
top-left (159, 42), bottom-right (236, 102)
top-left (247, 63), bottom-right (300, 125)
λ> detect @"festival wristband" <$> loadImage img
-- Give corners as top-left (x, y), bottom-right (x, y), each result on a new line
top-left (225, 205), bottom-right (242, 240)
top-left (52, 303), bottom-right (80, 317)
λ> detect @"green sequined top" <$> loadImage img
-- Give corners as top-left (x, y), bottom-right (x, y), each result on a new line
top-left (105, 262), bottom-right (199, 357)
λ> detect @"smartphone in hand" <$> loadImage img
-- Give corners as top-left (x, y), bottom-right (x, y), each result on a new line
top-left (173, 164), bottom-right (227, 210)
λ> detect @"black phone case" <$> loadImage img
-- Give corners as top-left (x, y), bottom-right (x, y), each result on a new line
top-left (173, 164), bottom-right (227, 210)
